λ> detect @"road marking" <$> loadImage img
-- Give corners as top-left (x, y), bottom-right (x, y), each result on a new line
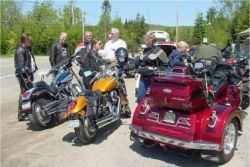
top-left (0, 69), bottom-right (50, 79)
top-left (0, 74), bottom-right (15, 79)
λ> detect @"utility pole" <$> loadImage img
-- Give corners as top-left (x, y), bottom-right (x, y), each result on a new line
top-left (175, 0), bottom-right (179, 44)
top-left (71, 0), bottom-right (74, 26)
top-left (82, 10), bottom-right (85, 41)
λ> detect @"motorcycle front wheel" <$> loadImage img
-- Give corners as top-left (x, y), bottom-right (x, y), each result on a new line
top-left (74, 118), bottom-right (97, 144)
top-left (29, 98), bottom-right (53, 128)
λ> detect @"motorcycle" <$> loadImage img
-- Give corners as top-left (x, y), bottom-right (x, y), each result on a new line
top-left (130, 65), bottom-right (245, 164)
top-left (67, 61), bottom-right (131, 144)
top-left (21, 57), bottom-right (83, 128)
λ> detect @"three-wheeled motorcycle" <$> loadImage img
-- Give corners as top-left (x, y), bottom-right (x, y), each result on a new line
top-left (130, 65), bottom-right (245, 164)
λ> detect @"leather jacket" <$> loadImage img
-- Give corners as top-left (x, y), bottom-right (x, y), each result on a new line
top-left (14, 44), bottom-right (37, 72)
top-left (78, 49), bottom-right (110, 75)
top-left (135, 46), bottom-right (168, 78)
top-left (49, 42), bottom-right (71, 67)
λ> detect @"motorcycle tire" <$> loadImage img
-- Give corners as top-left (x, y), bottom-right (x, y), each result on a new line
top-left (218, 119), bottom-right (238, 164)
top-left (74, 118), bottom-right (97, 144)
top-left (30, 98), bottom-right (53, 128)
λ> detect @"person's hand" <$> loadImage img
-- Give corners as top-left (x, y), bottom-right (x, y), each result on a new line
top-left (110, 57), bottom-right (118, 65)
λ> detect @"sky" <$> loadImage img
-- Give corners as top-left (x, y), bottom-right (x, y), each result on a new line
top-left (21, 0), bottom-right (220, 26)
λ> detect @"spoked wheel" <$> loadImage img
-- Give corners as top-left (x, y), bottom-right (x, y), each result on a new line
top-left (29, 98), bottom-right (53, 128)
top-left (218, 119), bottom-right (238, 164)
top-left (74, 118), bottom-right (97, 144)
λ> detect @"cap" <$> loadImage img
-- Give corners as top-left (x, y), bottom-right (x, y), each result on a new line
top-left (111, 28), bottom-right (119, 34)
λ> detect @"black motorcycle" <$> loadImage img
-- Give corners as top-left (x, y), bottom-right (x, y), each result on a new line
top-left (21, 57), bottom-right (83, 128)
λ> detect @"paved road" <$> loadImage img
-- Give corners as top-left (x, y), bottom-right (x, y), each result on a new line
top-left (1, 57), bottom-right (249, 167)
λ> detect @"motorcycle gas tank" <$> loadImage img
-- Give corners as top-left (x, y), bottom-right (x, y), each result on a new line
top-left (54, 70), bottom-right (72, 86)
top-left (92, 76), bottom-right (119, 93)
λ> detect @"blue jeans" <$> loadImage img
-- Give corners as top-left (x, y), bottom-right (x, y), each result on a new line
top-left (136, 77), bottom-right (151, 103)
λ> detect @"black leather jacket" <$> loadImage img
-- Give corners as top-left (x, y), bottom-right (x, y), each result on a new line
top-left (49, 42), bottom-right (71, 67)
top-left (135, 46), bottom-right (168, 78)
top-left (14, 44), bottom-right (37, 72)
top-left (78, 49), bottom-right (110, 75)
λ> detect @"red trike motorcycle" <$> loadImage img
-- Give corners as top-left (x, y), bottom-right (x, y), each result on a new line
top-left (130, 65), bottom-right (246, 164)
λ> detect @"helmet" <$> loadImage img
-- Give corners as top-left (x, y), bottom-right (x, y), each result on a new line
top-left (115, 47), bottom-right (128, 66)
top-left (15, 66), bottom-right (30, 77)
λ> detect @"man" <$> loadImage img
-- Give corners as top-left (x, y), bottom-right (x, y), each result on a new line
top-left (194, 43), bottom-right (222, 62)
top-left (100, 28), bottom-right (127, 60)
top-left (133, 34), bottom-right (168, 102)
top-left (49, 32), bottom-right (71, 68)
top-left (14, 33), bottom-right (38, 121)
top-left (99, 28), bottom-right (131, 117)
top-left (75, 31), bottom-right (92, 54)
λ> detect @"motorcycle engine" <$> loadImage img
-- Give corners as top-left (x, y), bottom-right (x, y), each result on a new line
top-left (110, 90), bottom-right (118, 102)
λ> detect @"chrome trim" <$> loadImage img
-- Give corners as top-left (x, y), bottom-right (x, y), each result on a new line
top-left (130, 125), bottom-right (220, 151)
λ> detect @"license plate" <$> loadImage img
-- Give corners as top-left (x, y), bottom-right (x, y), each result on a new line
top-left (163, 111), bottom-right (176, 123)
top-left (22, 101), bottom-right (31, 111)
top-left (69, 120), bottom-right (80, 128)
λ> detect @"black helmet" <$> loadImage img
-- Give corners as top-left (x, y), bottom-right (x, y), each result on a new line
top-left (115, 47), bottom-right (128, 66)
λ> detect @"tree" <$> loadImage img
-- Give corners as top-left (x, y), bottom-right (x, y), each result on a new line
top-left (98, 0), bottom-right (112, 40)
top-left (1, 0), bottom-right (23, 55)
top-left (192, 13), bottom-right (206, 44)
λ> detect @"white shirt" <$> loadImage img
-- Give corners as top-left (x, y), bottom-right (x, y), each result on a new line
top-left (101, 39), bottom-right (127, 59)
top-left (29, 52), bottom-right (36, 73)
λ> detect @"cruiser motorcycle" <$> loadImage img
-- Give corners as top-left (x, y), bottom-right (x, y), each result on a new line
top-left (21, 57), bottom-right (83, 128)
top-left (67, 61), bottom-right (130, 144)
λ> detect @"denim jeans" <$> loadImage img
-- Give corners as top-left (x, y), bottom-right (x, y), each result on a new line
top-left (136, 77), bottom-right (151, 103)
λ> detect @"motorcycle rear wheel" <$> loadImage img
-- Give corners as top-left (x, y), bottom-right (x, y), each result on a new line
top-left (218, 119), bottom-right (238, 164)
top-left (74, 118), bottom-right (97, 144)
top-left (30, 98), bottom-right (53, 128)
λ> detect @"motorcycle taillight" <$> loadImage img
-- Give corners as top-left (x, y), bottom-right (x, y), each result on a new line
top-left (69, 100), bottom-right (77, 110)
top-left (22, 91), bottom-right (30, 99)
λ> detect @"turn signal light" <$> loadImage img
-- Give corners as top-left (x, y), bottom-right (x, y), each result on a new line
top-left (22, 91), bottom-right (30, 99)
top-left (69, 101), bottom-right (77, 110)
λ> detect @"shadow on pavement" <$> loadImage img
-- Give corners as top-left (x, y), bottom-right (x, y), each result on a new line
top-left (129, 142), bottom-right (219, 167)
top-left (62, 119), bottom-right (122, 146)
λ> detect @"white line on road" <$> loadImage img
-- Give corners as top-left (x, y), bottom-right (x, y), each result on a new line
top-left (0, 74), bottom-right (15, 79)
top-left (0, 69), bottom-right (50, 79)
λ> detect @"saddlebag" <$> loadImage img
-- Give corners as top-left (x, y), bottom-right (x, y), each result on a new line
top-left (148, 76), bottom-right (207, 112)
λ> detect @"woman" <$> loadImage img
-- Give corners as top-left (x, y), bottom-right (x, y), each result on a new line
top-left (78, 38), bottom-right (117, 89)
top-left (134, 34), bottom-right (168, 102)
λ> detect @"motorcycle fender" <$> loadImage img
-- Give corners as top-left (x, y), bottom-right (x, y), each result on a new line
top-left (70, 96), bottom-right (87, 114)
top-left (200, 104), bottom-right (243, 148)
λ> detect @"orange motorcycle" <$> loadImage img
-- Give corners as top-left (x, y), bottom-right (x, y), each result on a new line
top-left (67, 63), bottom-right (130, 144)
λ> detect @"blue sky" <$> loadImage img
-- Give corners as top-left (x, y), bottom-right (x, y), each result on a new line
top-left (21, 0), bottom-right (219, 26)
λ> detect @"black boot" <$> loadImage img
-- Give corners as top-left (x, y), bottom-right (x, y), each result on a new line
top-left (18, 110), bottom-right (26, 121)
top-left (122, 104), bottom-right (131, 118)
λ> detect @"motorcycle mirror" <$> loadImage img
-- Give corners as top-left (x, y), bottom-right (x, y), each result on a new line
top-left (194, 62), bottom-right (204, 70)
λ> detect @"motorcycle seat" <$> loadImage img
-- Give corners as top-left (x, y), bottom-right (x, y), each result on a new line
top-left (35, 81), bottom-right (58, 95)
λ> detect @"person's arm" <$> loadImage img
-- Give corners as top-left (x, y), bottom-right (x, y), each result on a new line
top-left (49, 43), bottom-right (57, 67)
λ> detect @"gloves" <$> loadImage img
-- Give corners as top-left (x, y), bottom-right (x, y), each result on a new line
top-left (137, 67), bottom-right (154, 77)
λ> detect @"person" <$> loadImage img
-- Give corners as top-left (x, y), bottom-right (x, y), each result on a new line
top-left (100, 28), bottom-right (127, 60)
top-left (14, 33), bottom-right (38, 121)
top-left (77, 38), bottom-right (117, 89)
top-left (49, 32), bottom-right (71, 70)
top-left (194, 43), bottom-right (222, 62)
top-left (133, 34), bottom-right (168, 102)
top-left (168, 41), bottom-right (189, 68)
